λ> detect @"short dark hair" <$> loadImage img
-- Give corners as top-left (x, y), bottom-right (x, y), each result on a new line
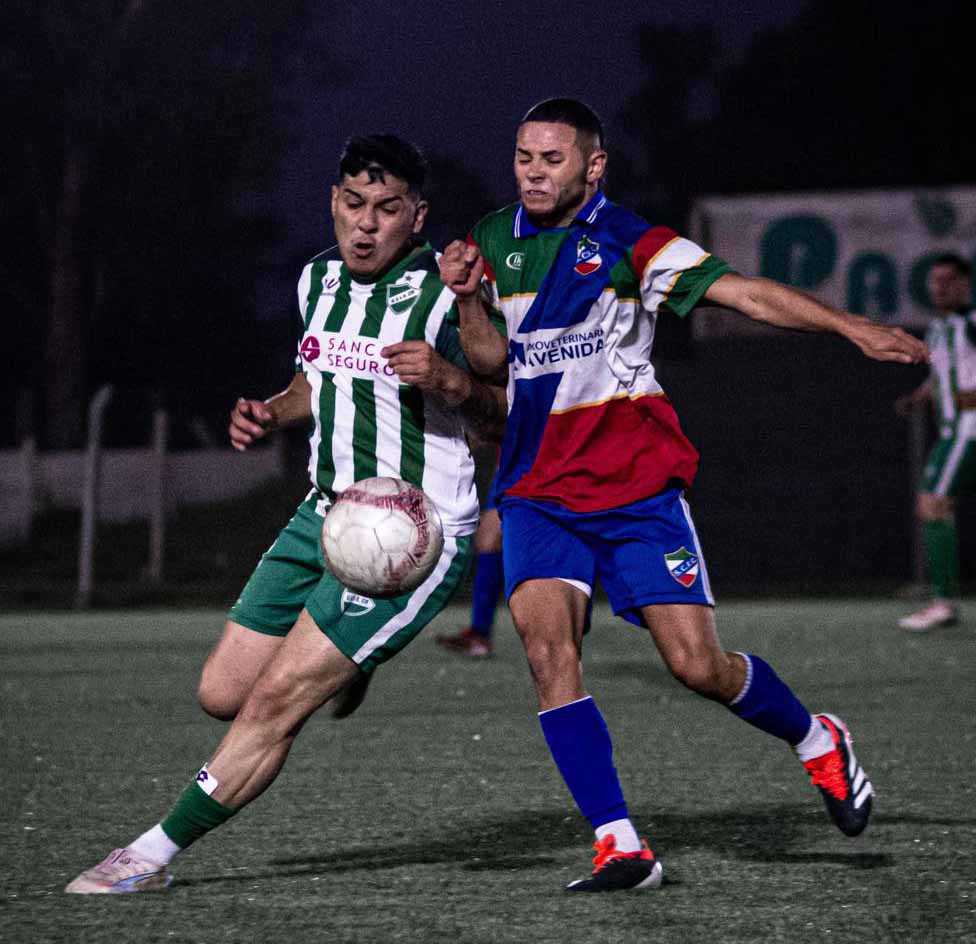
top-left (519, 98), bottom-right (605, 149)
top-left (337, 134), bottom-right (427, 194)
top-left (931, 253), bottom-right (972, 279)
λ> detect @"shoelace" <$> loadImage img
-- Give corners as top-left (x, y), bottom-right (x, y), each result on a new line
top-left (804, 750), bottom-right (849, 800)
top-left (590, 835), bottom-right (652, 872)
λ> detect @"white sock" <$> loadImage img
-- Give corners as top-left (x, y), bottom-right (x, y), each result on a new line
top-left (794, 717), bottom-right (834, 763)
top-left (595, 818), bottom-right (641, 852)
top-left (128, 824), bottom-right (181, 866)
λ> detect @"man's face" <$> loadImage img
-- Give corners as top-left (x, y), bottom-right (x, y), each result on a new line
top-left (514, 121), bottom-right (606, 228)
top-left (331, 169), bottom-right (427, 280)
top-left (927, 263), bottom-right (971, 314)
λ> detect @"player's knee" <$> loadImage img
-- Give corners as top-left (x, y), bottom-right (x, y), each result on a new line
top-left (665, 649), bottom-right (725, 699)
top-left (236, 668), bottom-right (303, 735)
top-left (917, 493), bottom-right (953, 521)
top-left (197, 678), bottom-right (241, 721)
top-left (521, 635), bottom-right (579, 686)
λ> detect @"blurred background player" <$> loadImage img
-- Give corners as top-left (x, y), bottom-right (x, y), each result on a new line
top-left (65, 134), bottom-right (506, 894)
top-left (436, 445), bottom-right (503, 657)
top-left (896, 253), bottom-right (976, 631)
top-left (441, 98), bottom-right (928, 892)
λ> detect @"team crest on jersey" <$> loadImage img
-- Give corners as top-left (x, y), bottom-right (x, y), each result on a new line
top-left (574, 235), bottom-right (602, 276)
top-left (387, 281), bottom-right (421, 315)
top-left (664, 547), bottom-right (699, 588)
top-left (341, 588), bottom-right (376, 616)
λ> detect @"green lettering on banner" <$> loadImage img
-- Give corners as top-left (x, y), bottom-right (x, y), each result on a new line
top-left (908, 253), bottom-right (944, 308)
top-left (760, 215), bottom-right (837, 289)
top-left (913, 195), bottom-right (957, 237)
top-left (847, 252), bottom-right (897, 318)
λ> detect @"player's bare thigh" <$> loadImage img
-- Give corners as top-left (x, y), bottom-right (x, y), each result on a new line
top-left (509, 578), bottom-right (590, 709)
top-left (916, 492), bottom-right (955, 521)
top-left (640, 603), bottom-right (745, 702)
top-left (199, 621), bottom-right (286, 721)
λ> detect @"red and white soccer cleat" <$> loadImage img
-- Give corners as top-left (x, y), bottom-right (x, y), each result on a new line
top-left (434, 627), bottom-right (492, 658)
top-left (565, 834), bottom-right (663, 892)
top-left (803, 713), bottom-right (873, 837)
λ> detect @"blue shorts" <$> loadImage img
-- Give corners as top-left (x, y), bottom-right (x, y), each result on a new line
top-left (498, 489), bottom-right (714, 627)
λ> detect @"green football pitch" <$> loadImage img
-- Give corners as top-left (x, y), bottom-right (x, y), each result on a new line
top-left (1, 601), bottom-right (973, 943)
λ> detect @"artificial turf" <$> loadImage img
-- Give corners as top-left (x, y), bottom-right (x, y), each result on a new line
top-left (1, 600), bottom-right (973, 943)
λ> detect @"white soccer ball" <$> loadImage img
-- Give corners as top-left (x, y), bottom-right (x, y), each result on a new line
top-left (320, 477), bottom-right (444, 599)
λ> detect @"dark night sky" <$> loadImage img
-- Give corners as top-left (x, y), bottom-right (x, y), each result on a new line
top-left (280, 0), bottom-right (804, 254)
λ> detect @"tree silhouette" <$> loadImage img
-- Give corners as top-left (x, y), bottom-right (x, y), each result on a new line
top-left (0, 1), bottom-right (344, 447)
top-left (615, 0), bottom-right (976, 219)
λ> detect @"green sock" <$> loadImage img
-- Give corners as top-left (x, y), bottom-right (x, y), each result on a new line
top-left (159, 780), bottom-right (237, 850)
top-left (923, 519), bottom-right (959, 600)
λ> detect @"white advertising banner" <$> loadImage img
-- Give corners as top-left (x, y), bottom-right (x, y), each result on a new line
top-left (689, 187), bottom-right (976, 338)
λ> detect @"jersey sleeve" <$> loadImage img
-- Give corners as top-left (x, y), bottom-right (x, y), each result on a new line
top-left (632, 226), bottom-right (732, 318)
top-left (434, 310), bottom-right (471, 371)
top-left (295, 263), bottom-right (313, 373)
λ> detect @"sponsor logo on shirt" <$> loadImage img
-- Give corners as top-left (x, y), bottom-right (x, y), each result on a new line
top-left (301, 336), bottom-right (321, 362)
top-left (664, 546), bottom-right (699, 588)
top-left (387, 281), bottom-right (421, 315)
top-left (304, 333), bottom-right (399, 380)
top-left (341, 589), bottom-right (376, 616)
top-left (507, 328), bottom-right (604, 373)
top-left (506, 252), bottom-right (524, 271)
top-left (574, 235), bottom-right (602, 276)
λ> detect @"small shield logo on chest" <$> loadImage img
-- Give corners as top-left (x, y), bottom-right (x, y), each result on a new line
top-left (387, 282), bottom-right (421, 315)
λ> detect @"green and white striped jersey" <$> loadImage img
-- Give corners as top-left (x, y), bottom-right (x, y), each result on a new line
top-left (295, 242), bottom-right (479, 536)
top-left (926, 309), bottom-right (976, 438)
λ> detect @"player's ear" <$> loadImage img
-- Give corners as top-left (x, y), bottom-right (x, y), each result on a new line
top-left (412, 198), bottom-right (429, 234)
top-left (331, 184), bottom-right (340, 217)
top-left (586, 149), bottom-right (607, 186)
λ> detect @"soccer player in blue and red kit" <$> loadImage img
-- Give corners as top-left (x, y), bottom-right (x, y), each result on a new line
top-left (440, 99), bottom-right (929, 892)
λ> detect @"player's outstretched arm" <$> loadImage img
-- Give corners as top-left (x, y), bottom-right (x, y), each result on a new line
top-left (381, 340), bottom-right (507, 440)
top-left (440, 240), bottom-right (508, 379)
top-left (228, 372), bottom-right (313, 452)
top-left (705, 273), bottom-right (929, 365)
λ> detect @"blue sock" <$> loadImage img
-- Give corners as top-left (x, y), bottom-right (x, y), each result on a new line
top-left (539, 696), bottom-right (629, 830)
top-left (727, 654), bottom-right (812, 745)
top-left (470, 551), bottom-right (503, 639)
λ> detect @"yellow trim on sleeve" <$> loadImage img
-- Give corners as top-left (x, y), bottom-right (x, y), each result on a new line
top-left (640, 236), bottom-right (682, 282)
top-left (661, 252), bottom-right (711, 301)
top-left (548, 389), bottom-right (665, 416)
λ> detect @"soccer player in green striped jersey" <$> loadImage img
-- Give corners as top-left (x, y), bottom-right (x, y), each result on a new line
top-left (896, 254), bottom-right (976, 631)
top-left (65, 134), bottom-right (506, 895)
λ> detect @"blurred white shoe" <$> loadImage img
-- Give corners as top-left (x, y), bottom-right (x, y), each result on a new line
top-left (65, 847), bottom-right (172, 894)
top-left (898, 600), bottom-right (958, 632)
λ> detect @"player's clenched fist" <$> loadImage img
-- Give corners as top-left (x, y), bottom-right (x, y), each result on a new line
top-left (229, 397), bottom-right (275, 452)
top-left (439, 240), bottom-right (484, 298)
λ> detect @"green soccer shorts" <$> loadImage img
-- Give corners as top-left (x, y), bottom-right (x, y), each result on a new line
top-left (920, 435), bottom-right (976, 497)
top-left (229, 493), bottom-right (473, 673)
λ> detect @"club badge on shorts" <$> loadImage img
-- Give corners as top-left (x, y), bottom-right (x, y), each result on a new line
top-left (574, 235), bottom-right (602, 275)
top-left (664, 546), bottom-right (699, 588)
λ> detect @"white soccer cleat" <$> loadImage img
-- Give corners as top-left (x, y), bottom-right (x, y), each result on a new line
top-left (65, 848), bottom-right (172, 894)
top-left (898, 600), bottom-right (958, 632)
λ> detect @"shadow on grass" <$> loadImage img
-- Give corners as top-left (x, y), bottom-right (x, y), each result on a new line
top-left (177, 802), bottom-right (901, 889)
